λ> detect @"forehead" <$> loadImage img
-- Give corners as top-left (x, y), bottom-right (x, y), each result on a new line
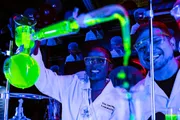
top-left (88, 50), bottom-right (107, 58)
top-left (136, 28), bottom-right (164, 43)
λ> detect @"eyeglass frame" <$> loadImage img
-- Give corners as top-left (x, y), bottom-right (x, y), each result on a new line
top-left (84, 56), bottom-right (111, 65)
top-left (133, 32), bottom-right (172, 52)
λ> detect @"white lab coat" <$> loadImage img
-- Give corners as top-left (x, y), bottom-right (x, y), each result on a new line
top-left (130, 23), bottom-right (140, 35)
top-left (110, 49), bottom-right (124, 58)
top-left (85, 30), bottom-right (103, 41)
top-left (65, 54), bottom-right (83, 63)
top-left (32, 50), bottom-right (129, 120)
top-left (130, 70), bottom-right (180, 120)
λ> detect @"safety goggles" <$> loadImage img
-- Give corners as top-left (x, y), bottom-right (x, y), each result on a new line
top-left (84, 56), bottom-right (111, 65)
top-left (134, 34), bottom-right (170, 52)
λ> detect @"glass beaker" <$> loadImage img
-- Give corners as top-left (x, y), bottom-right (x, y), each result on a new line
top-left (31, 19), bottom-right (79, 41)
top-left (76, 88), bottom-right (97, 120)
top-left (165, 107), bottom-right (180, 120)
top-left (14, 14), bottom-right (37, 51)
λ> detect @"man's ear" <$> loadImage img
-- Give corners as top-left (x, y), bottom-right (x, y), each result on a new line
top-left (170, 37), bottom-right (176, 50)
top-left (108, 64), bottom-right (113, 71)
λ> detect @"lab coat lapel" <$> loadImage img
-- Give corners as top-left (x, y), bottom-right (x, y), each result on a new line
top-left (169, 69), bottom-right (180, 102)
top-left (145, 73), bottom-right (168, 99)
top-left (93, 80), bottom-right (114, 106)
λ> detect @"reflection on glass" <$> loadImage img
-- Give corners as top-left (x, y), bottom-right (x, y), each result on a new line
top-left (76, 88), bottom-right (97, 120)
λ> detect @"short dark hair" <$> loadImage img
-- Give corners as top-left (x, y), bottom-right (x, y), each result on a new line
top-left (88, 46), bottom-right (113, 63)
top-left (133, 21), bottom-right (172, 45)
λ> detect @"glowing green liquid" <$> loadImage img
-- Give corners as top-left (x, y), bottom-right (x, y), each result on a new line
top-left (165, 114), bottom-right (177, 120)
top-left (3, 53), bottom-right (40, 89)
top-left (32, 20), bottom-right (79, 40)
top-left (15, 25), bottom-right (35, 48)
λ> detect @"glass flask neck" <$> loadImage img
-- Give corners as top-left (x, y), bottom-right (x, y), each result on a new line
top-left (82, 88), bottom-right (92, 101)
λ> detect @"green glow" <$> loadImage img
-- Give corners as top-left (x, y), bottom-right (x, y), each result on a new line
top-left (3, 53), bottom-right (40, 89)
top-left (4, 19), bottom-right (79, 89)
top-left (130, 114), bottom-right (135, 120)
top-left (32, 20), bottom-right (80, 40)
top-left (165, 114), bottom-right (177, 120)
top-left (83, 12), bottom-right (131, 87)
top-left (122, 81), bottom-right (129, 89)
top-left (84, 13), bottom-right (131, 66)
top-left (117, 71), bottom-right (126, 79)
top-left (126, 92), bottom-right (131, 99)
top-left (15, 25), bottom-right (35, 49)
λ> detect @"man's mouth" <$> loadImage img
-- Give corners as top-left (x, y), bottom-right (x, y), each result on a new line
top-left (145, 54), bottom-right (161, 62)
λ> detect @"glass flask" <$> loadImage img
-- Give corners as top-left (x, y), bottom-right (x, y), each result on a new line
top-left (76, 88), bottom-right (97, 120)
top-left (3, 14), bottom-right (40, 89)
top-left (9, 99), bottom-right (30, 120)
top-left (171, 4), bottom-right (180, 20)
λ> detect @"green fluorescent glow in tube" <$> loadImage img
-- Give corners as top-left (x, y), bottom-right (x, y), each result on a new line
top-left (31, 20), bottom-right (80, 41)
top-left (77, 5), bottom-right (131, 66)
top-left (76, 5), bottom-right (131, 89)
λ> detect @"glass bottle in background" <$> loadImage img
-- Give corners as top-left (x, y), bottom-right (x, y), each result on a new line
top-left (9, 99), bottom-right (30, 120)
top-left (76, 88), bottom-right (97, 120)
top-left (31, 20), bottom-right (80, 41)
top-left (44, 98), bottom-right (61, 120)
top-left (0, 86), bottom-right (5, 120)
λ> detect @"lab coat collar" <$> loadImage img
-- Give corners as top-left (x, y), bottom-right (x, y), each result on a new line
top-left (144, 69), bottom-right (180, 99)
top-left (93, 80), bottom-right (114, 103)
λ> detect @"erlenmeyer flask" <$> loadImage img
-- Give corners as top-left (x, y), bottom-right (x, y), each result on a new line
top-left (3, 14), bottom-right (40, 89)
top-left (44, 98), bottom-right (61, 120)
top-left (14, 14), bottom-right (36, 49)
top-left (76, 88), bottom-right (97, 120)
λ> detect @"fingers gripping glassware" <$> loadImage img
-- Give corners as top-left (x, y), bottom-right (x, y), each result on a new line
top-left (76, 88), bottom-right (97, 120)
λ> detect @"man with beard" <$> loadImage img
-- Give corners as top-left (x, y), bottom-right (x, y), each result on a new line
top-left (130, 21), bottom-right (179, 120)
top-left (32, 46), bottom-right (129, 120)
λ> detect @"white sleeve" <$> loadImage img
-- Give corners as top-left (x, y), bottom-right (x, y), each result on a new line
top-left (32, 49), bottom-right (75, 102)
